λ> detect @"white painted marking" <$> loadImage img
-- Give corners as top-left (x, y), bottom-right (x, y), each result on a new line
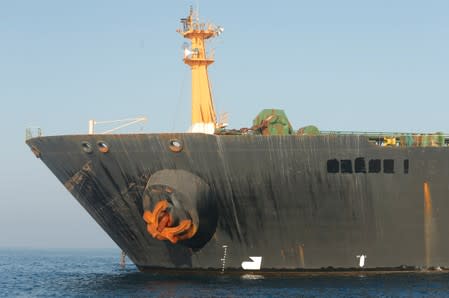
top-left (357, 255), bottom-right (367, 268)
top-left (220, 245), bottom-right (228, 273)
top-left (189, 122), bottom-right (215, 134)
top-left (242, 256), bottom-right (262, 270)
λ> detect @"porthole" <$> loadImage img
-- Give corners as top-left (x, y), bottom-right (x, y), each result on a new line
top-left (404, 159), bottom-right (409, 174)
top-left (97, 141), bottom-right (110, 153)
top-left (327, 159), bottom-right (339, 173)
top-left (81, 141), bottom-right (93, 154)
top-left (383, 159), bottom-right (394, 174)
top-left (341, 159), bottom-right (353, 173)
top-left (355, 157), bottom-right (366, 173)
top-left (369, 159), bottom-right (381, 173)
top-left (169, 139), bottom-right (183, 153)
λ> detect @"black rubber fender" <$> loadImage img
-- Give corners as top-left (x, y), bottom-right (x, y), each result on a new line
top-left (143, 169), bottom-right (218, 250)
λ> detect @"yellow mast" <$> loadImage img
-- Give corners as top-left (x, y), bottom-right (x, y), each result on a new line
top-left (177, 7), bottom-right (223, 134)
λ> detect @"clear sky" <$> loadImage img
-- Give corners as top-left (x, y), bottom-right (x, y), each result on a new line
top-left (1, 1), bottom-right (448, 248)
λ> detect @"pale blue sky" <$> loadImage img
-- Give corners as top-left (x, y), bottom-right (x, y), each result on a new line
top-left (1, 1), bottom-right (448, 248)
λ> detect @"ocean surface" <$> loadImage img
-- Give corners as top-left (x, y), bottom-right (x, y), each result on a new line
top-left (1, 248), bottom-right (449, 297)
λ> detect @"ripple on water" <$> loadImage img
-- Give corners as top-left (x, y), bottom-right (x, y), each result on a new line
top-left (2, 249), bottom-right (449, 297)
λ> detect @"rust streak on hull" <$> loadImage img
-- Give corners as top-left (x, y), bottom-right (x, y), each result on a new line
top-left (423, 181), bottom-right (433, 268)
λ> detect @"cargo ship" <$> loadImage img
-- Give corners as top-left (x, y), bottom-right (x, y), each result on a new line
top-left (26, 8), bottom-right (449, 273)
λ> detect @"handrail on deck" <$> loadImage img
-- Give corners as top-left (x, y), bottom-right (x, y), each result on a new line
top-left (25, 127), bottom-right (42, 140)
top-left (320, 130), bottom-right (449, 147)
top-left (320, 130), bottom-right (449, 137)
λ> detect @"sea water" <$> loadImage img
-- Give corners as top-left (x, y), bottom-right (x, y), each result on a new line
top-left (1, 248), bottom-right (449, 297)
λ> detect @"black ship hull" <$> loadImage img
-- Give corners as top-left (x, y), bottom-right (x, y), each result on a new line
top-left (26, 133), bottom-right (449, 273)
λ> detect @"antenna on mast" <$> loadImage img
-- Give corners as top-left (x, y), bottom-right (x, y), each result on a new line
top-left (196, 0), bottom-right (200, 21)
top-left (177, 7), bottom-right (224, 134)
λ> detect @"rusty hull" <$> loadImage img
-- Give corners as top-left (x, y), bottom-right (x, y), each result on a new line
top-left (26, 133), bottom-right (449, 272)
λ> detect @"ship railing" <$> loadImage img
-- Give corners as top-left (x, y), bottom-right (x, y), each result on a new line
top-left (320, 130), bottom-right (449, 147)
top-left (25, 127), bottom-right (42, 140)
top-left (88, 116), bottom-right (147, 135)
